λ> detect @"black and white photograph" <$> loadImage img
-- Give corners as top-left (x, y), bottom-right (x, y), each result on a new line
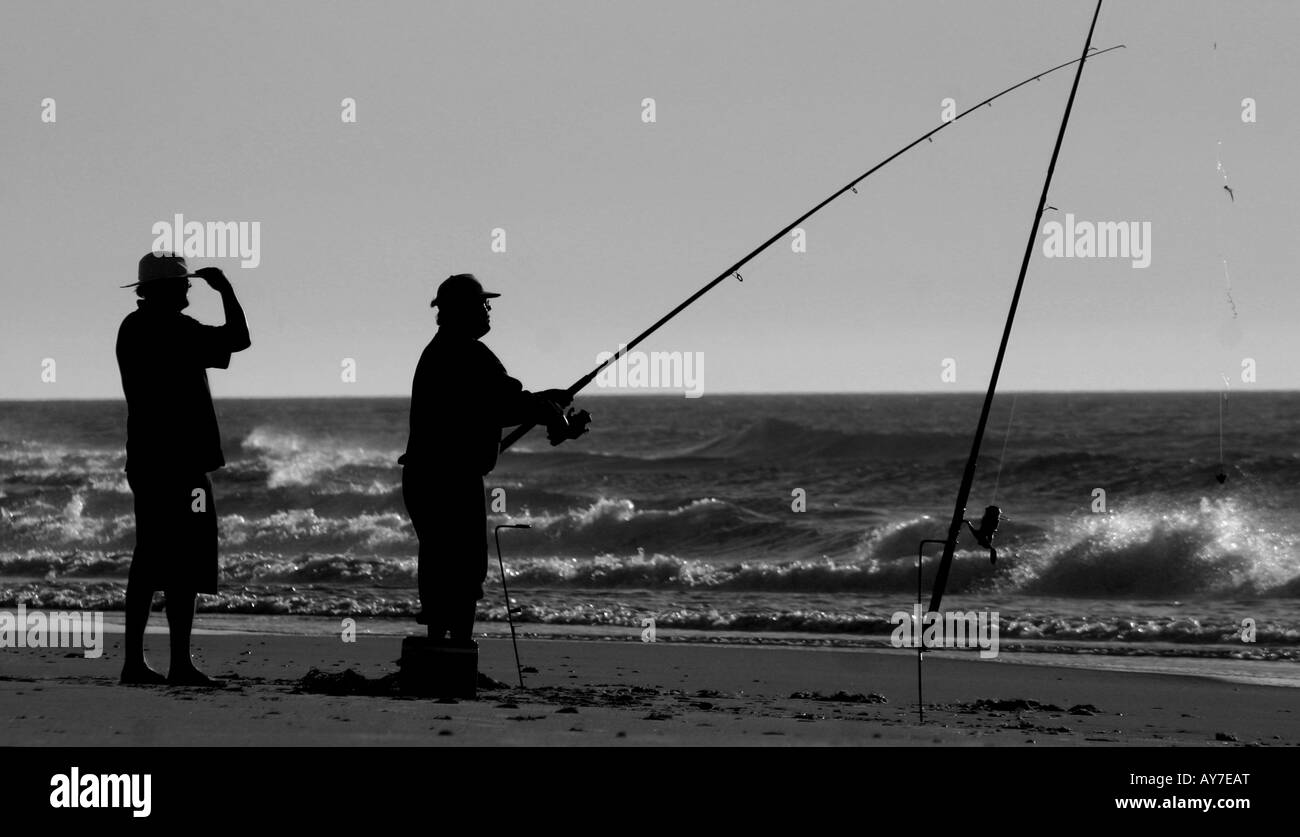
top-left (1, 0), bottom-right (1293, 818)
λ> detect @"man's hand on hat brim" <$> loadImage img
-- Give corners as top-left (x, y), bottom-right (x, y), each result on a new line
top-left (194, 267), bottom-right (231, 292)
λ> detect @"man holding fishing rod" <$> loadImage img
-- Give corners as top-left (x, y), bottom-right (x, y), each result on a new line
top-left (395, 42), bottom-right (1123, 647)
top-left (398, 273), bottom-right (587, 643)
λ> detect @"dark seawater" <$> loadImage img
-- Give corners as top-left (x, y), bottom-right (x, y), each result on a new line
top-left (2, 394), bottom-right (1297, 677)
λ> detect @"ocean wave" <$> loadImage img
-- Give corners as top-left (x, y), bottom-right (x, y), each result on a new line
top-left (219, 509), bottom-right (413, 552)
top-left (0, 491), bottom-right (136, 549)
top-left (238, 426), bottom-right (401, 488)
top-left (1018, 497), bottom-right (1297, 598)
top-left (517, 496), bottom-right (811, 556)
top-left (680, 417), bottom-right (969, 462)
top-left (2, 578), bottom-right (1297, 651)
top-left (2, 479), bottom-right (1298, 600)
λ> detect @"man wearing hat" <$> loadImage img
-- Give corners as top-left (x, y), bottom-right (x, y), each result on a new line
top-left (115, 252), bottom-right (251, 685)
top-left (399, 273), bottom-right (578, 642)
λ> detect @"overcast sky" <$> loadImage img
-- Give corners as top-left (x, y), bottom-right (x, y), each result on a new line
top-left (2, 0), bottom-right (1296, 398)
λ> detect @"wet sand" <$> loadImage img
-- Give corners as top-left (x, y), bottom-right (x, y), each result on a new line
top-left (2, 632), bottom-right (1296, 746)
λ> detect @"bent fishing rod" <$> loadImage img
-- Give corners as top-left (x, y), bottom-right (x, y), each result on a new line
top-left (500, 42), bottom-right (1124, 454)
top-left (925, 0), bottom-right (1106, 617)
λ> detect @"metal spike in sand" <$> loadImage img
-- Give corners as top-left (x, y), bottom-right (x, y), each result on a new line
top-left (495, 523), bottom-right (531, 688)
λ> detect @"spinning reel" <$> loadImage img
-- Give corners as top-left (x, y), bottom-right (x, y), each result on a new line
top-left (546, 407), bottom-right (592, 446)
top-left (964, 504), bottom-right (1006, 565)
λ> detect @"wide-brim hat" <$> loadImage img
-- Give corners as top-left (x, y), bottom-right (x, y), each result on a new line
top-left (121, 252), bottom-right (199, 288)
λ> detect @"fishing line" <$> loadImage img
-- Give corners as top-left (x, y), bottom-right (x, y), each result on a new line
top-left (990, 393), bottom-right (1018, 504)
top-left (1217, 374), bottom-right (1229, 484)
top-left (1211, 4), bottom-right (1237, 484)
top-left (1220, 259), bottom-right (1237, 318)
top-left (1213, 39), bottom-right (1237, 319)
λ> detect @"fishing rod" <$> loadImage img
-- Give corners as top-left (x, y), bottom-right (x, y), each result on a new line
top-left (926, 0), bottom-right (1106, 617)
top-left (500, 41), bottom-right (1126, 454)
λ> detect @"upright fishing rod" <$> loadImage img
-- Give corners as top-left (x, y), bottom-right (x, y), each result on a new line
top-left (926, 0), bottom-right (1106, 616)
top-left (499, 42), bottom-right (1125, 454)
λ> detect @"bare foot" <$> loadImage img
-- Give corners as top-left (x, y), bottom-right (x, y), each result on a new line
top-left (166, 666), bottom-right (225, 688)
top-left (120, 664), bottom-right (168, 685)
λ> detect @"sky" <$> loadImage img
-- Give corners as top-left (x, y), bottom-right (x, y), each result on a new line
top-left (1, 0), bottom-right (1297, 399)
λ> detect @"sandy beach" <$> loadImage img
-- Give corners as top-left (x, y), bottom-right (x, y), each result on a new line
top-left (3, 624), bottom-right (1296, 747)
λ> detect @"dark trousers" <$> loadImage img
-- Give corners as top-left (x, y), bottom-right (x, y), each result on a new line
top-left (401, 466), bottom-right (487, 639)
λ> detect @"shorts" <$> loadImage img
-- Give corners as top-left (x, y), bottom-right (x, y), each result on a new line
top-left (126, 470), bottom-right (219, 595)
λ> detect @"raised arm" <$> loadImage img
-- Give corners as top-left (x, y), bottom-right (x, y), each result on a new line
top-left (194, 267), bottom-right (251, 351)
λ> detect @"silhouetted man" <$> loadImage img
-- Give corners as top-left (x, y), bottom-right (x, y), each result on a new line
top-left (116, 253), bottom-right (251, 685)
top-left (399, 274), bottom-right (576, 643)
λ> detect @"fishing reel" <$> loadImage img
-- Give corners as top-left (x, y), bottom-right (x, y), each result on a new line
top-left (964, 505), bottom-right (1006, 565)
top-left (546, 407), bottom-right (592, 446)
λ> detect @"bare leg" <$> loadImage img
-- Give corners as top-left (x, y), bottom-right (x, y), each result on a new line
top-left (120, 578), bottom-right (166, 684)
top-left (448, 597), bottom-right (476, 644)
top-left (165, 593), bottom-right (222, 686)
